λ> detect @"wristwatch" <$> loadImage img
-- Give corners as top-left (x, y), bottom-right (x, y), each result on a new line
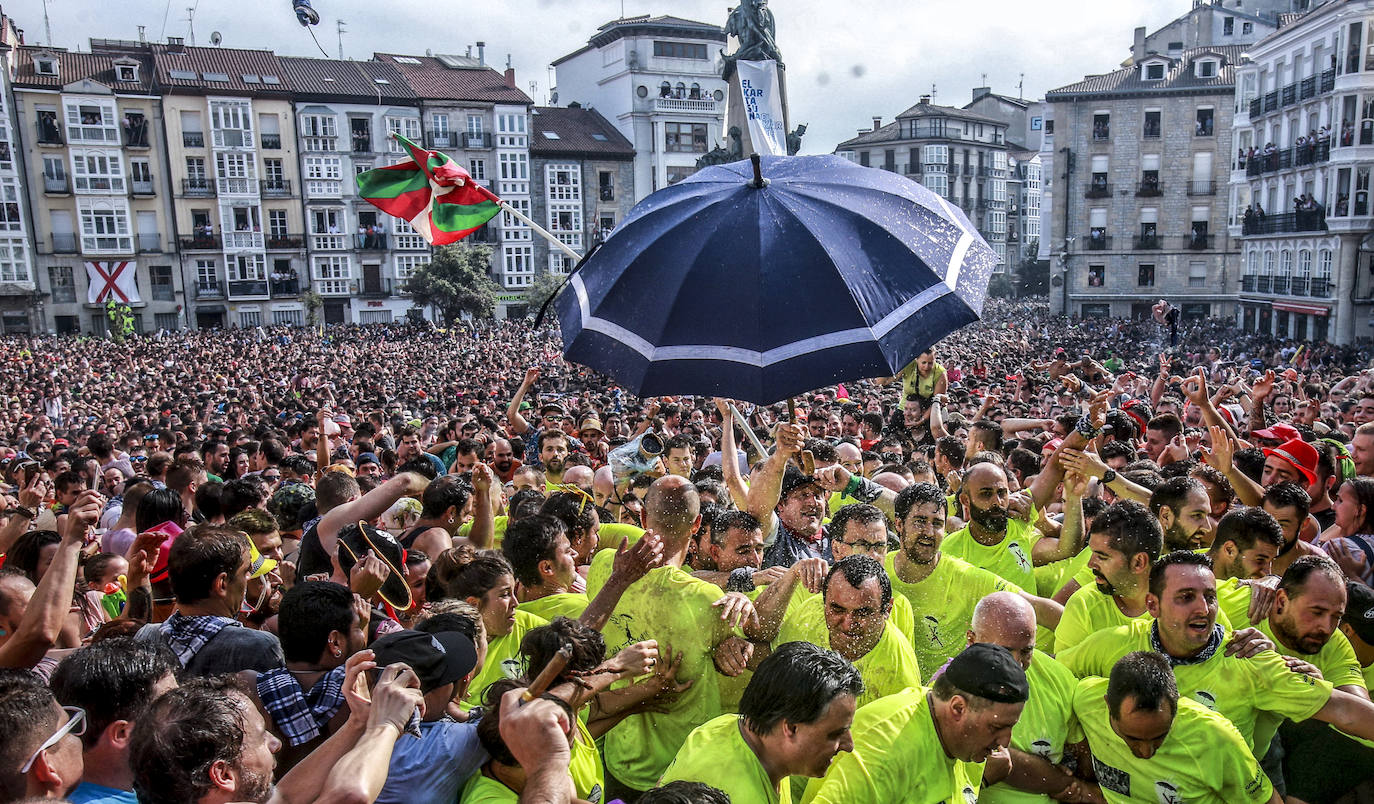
top-left (1101, 469), bottom-right (1118, 485)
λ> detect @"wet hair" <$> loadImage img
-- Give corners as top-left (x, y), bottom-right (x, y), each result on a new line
top-left (1146, 414), bottom-right (1182, 439)
top-left (220, 478), bottom-right (267, 518)
top-left (0, 669), bottom-right (60, 800)
top-left (1279, 554), bottom-right (1345, 600)
top-left (426, 544), bottom-right (512, 602)
top-left (739, 641), bottom-right (864, 735)
top-left (1263, 481), bottom-right (1311, 520)
top-left (421, 475), bottom-right (472, 519)
top-left (502, 515), bottom-right (568, 588)
top-left (823, 555), bottom-right (892, 611)
top-left (129, 676), bottom-right (253, 804)
top-left (1234, 447), bottom-right (1266, 483)
top-left (520, 617), bottom-right (606, 683)
top-left (1106, 651), bottom-right (1178, 720)
top-left (277, 581), bottom-right (356, 664)
top-left (710, 509), bottom-right (762, 547)
top-left (1213, 507), bottom-right (1283, 554)
top-left (136, 487), bottom-right (187, 533)
top-left (828, 503), bottom-right (887, 545)
top-left (414, 600), bottom-right (482, 645)
top-left (1089, 500), bottom-right (1163, 565)
top-left (1148, 477), bottom-right (1206, 519)
top-left (893, 482), bottom-right (946, 522)
top-left (638, 781), bottom-right (732, 804)
top-left (193, 481), bottom-right (223, 521)
top-left (1148, 550), bottom-right (1213, 598)
top-left (540, 491), bottom-right (598, 539)
top-left (168, 525), bottom-right (248, 604)
top-left (507, 488), bottom-right (547, 522)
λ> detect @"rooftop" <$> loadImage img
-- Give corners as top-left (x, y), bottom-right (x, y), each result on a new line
top-left (374, 53), bottom-right (531, 104)
top-left (1047, 44), bottom-right (1247, 99)
top-left (12, 45), bottom-right (155, 93)
top-left (281, 57), bottom-right (417, 101)
top-left (554, 14), bottom-right (725, 65)
top-left (149, 43), bottom-right (289, 95)
top-left (530, 105), bottom-right (635, 158)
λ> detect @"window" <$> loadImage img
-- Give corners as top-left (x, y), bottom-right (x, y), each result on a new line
top-left (1189, 261), bottom-right (1208, 287)
top-left (1138, 263), bottom-right (1155, 286)
top-left (71, 150), bottom-right (125, 193)
top-left (50, 265), bottom-right (76, 302)
top-left (469, 159), bottom-right (486, 180)
top-left (210, 100), bottom-right (253, 148)
top-left (988, 210), bottom-right (1006, 234)
top-left (1319, 249), bottom-right (1333, 278)
top-left (546, 164), bottom-right (582, 201)
top-left (272, 309), bottom-right (303, 326)
top-left (1196, 108), bottom-right (1215, 136)
top-left (238, 310), bottom-right (261, 328)
top-left (258, 113), bottom-right (281, 149)
top-left (42, 155), bottom-right (66, 191)
top-left (1146, 63), bottom-right (1165, 80)
top-left (1088, 264), bottom-right (1105, 286)
top-left (599, 170), bottom-right (615, 201)
top-left (268, 209), bottom-right (288, 238)
top-left (0, 238), bottom-right (28, 282)
top-left (263, 158), bottom-right (284, 188)
top-left (502, 245), bottom-right (533, 288)
top-left (304, 156), bottom-right (342, 196)
top-left (64, 99), bottom-right (118, 144)
top-left (468, 115), bottom-right (484, 136)
top-left (78, 200), bottom-right (133, 253)
top-left (1196, 59), bottom-right (1217, 78)
top-left (116, 63), bottom-right (138, 82)
top-left (129, 158), bottom-right (152, 191)
top-left (195, 259), bottom-right (218, 290)
top-left (154, 312), bottom-right (178, 331)
top-left (431, 113), bottom-right (450, 137)
top-left (653, 41), bottom-right (709, 60)
top-left (386, 117), bottom-right (420, 152)
top-left (1223, 17), bottom-right (1234, 35)
top-left (394, 254), bottom-right (428, 280)
top-left (393, 217), bottom-right (429, 250)
top-left (185, 156), bottom-right (207, 187)
top-left (299, 113), bottom-right (337, 138)
top-left (35, 56), bottom-right (57, 76)
top-left (1093, 112), bottom-right (1110, 140)
top-left (1242, 22), bottom-right (1253, 34)
top-left (923, 145), bottom-right (949, 170)
top-left (312, 256), bottom-right (352, 295)
top-left (665, 122), bottom-right (708, 153)
top-left (36, 108), bottom-right (62, 144)
top-left (923, 174), bottom-right (948, 197)
top-left (215, 153), bottom-right (258, 195)
top-left (1143, 110), bottom-right (1161, 137)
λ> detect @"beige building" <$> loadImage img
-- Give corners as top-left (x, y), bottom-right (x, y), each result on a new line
top-left (12, 41), bottom-right (180, 333)
top-left (152, 40), bottom-right (305, 330)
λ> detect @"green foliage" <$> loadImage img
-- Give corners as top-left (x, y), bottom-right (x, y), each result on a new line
top-left (524, 270), bottom-right (565, 318)
top-left (986, 272), bottom-right (1015, 299)
top-left (404, 243), bottom-right (500, 324)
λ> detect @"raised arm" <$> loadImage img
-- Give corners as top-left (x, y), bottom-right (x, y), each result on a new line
top-left (0, 490), bottom-right (100, 669)
top-left (929, 394), bottom-right (949, 439)
top-left (506, 367), bottom-right (540, 436)
top-left (744, 422), bottom-right (804, 526)
top-left (1031, 471), bottom-right (1090, 565)
top-left (318, 472), bottom-right (430, 579)
top-left (1203, 426), bottom-right (1263, 507)
top-left (0, 473), bottom-right (44, 556)
top-left (714, 398), bottom-right (751, 510)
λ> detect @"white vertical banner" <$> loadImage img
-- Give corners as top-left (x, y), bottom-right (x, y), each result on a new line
top-left (737, 59), bottom-right (787, 156)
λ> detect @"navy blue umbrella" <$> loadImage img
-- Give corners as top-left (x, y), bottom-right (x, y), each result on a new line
top-left (555, 154), bottom-right (1000, 404)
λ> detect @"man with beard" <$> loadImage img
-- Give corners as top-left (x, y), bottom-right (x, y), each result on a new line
top-left (660, 642), bottom-right (864, 803)
top-left (885, 483), bottom-right (1062, 678)
top-left (776, 556), bottom-right (923, 706)
top-left (1260, 482), bottom-right (1327, 577)
top-left (943, 463), bottom-right (1082, 592)
top-left (801, 643), bottom-right (1029, 804)
top-left (1060, 551), bottom-right (1374, 756)
top-left (130, 666), bottom-right (426, 804)
top-left (396, 425), bottom-right (445, 476)
top-left (1208, 507), bottom-right (1284, 628)
top-left (1056, 501), bottom-right (1162, 652)
top-left (536, 429), bottom-right (570, 486)
top-left (488, 438), bottom-right (522, 484)
top-left (1149, 477), bottom-right (1215, 552)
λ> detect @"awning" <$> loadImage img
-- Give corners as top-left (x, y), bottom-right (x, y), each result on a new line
top-left (1273, 302), bottom-right (1330, 316)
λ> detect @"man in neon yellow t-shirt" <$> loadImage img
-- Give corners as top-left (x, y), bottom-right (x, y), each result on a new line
top-left (659, 642), bottom-right (864, 804)
top-left (775, 555), bottom-right (921, 707)
top-left (503, 515), bottom-right (589, 622)
top-left (802, 643), bottom-right (1029, 804)
top-left (969, 592), bottom-right (1095, 804)
top-left (1056, 500), bottom-right (1162, 653)
top-left (1072, 650), bottom-right (1278, 804)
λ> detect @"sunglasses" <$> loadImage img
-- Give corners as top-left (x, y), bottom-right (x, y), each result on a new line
top-left (20, 706), bottom-right (86, 773)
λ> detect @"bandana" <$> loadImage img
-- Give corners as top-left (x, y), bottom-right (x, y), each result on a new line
top-left (256, 666), bottom-right (348, 746)
top-left (1149, 621), bottom-right (1224, 667)
top-left (159, 612), bottom-right (239, 667)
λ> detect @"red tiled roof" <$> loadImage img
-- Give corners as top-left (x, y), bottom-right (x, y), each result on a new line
top-left (149, 43), bottom-right (289, 95)
top-left (12, 46), bottom-right (155, 92)
top-left (530, 106), bottom-right (634, 158)
top-left (373, 53), bottom-right (531, 104)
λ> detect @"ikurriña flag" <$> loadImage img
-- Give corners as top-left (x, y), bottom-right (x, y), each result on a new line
top-left (355, 133), bottom-right (501, 245)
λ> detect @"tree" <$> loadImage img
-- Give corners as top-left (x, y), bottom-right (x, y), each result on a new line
top-left (524, 270), bottom-right (565, 318)
top-left (404, 243), bottom-right (500, 324)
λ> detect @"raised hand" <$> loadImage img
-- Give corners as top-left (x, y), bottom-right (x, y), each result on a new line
top-left (712, 591), bottom-right (759, 629)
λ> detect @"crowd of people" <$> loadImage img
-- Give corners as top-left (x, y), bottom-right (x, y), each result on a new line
top-left (0, 301), bottom-right (1373, 804)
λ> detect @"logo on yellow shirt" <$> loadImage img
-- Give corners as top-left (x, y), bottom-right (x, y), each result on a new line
top-left (1193, 690), bottom-right (1217, 710)
top-left (1008, 542), bottom-right (1031, 573)
top-left (1154, 780), bottom-right (1182, 804)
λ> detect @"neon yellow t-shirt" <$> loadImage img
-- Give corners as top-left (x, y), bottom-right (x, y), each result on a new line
top-left (659, 713), bottom-right (789, 804)
top-left (884, 552), bottom-right (1020, 679)
top-left (1057, 618), bottom-right (1333, 753)
top-left (570, 712), bottom-right (604, 803)
top-left (1215, 576), bottom-right (1256, 629)
top-left (458, 515), bottom-right (510, 548)
top-left (463, 609), bottom-right (548, 709)
top-left (776, 593), bottom-right (922, 708)
top-left (518, 591), bottom-right (590, 622)
top-left (458, 770), bottom-right (518, 803)
top-left (801, 687), bottom-right (982, 804)
top-left (942, 510), bottom-right (1043, 591)
top-left (1055, 584), bottom-right (1152, 653)
top-left (1034, 548), bottom-right (1091, 598)
top-left (585, 549), bottom-right (736, 791)
top-left (1070, 677), bottom-right (1273, 804)
top-left (597, 522), bottom-right (647, 551)
top-left (979, 650), bottom-right (1081, 804)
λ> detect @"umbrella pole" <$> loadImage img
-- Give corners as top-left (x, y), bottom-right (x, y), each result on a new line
top-left (498, 200), bottom-right (582, 262)
top-left (727, 402), bottom-right (770, 459)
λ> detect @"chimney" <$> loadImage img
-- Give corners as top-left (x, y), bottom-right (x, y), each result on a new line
top-left (1132, 26), bottom-right (1147, 62)
top-left (972, 86), bottom-right (992, 102)
top-left (466, 45), bottom-right (472, 57)
top-left (918, 94), bottom-right (931, 105)
top-left (476, 41), bottom-right (486, 66)
top-left (872, 116), bottom-right (882, 131)
top-left (504, 67), bottom-right (517, 89)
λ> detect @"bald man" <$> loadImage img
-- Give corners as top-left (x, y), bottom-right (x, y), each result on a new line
top-left (967, 592), bottom-right (1094, 804)
top-left (562, 464), bottom-right (595, 492)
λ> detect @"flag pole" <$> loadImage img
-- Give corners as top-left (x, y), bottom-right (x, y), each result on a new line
top-left (497, 199), bottom-right (582, 262)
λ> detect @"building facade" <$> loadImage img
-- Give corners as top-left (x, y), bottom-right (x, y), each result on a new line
top-left (378, 52), bottom-right (534, 315)
top-left (1230, 0), bottom-right (1374, 344)
top-left (552, 15), bottom-right (727, 200)
top-left (13, 42), bottom-right (181, 334)
top-left (834, 99), bottom-right (1013, 267)
top-left (0, 13), bottom-right (35, 333)
top-left (1046, 46), bottom-right (1244, 320)
top-left (528, 105), bottom-right (635, 299)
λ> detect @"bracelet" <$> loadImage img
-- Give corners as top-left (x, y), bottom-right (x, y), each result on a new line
top-left (1075, 417), bottom-right (1101, 439)
top-left (843, 475), bottom-right (863, 497)
top-left (11, 505), bottom-right (35, 520)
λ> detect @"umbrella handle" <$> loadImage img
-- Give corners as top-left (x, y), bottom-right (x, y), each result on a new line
top-left (749, 153), bottom-right (769, 189)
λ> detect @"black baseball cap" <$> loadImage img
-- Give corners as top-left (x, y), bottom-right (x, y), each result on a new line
top-left (944, 643), bottom-right (1030, 704)
top-left (371, 629), bottom-right (478, 693)
top-left (1343, 581), bottom-right (1374, 645)
top-left (779, 464), bottom-right (822, 499)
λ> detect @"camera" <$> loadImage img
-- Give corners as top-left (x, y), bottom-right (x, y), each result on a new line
top-left (609, 431), bottom-right (664, 483)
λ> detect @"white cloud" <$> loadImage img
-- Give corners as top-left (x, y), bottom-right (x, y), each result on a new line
top-left (10, 0), bottom-right (1186, 152)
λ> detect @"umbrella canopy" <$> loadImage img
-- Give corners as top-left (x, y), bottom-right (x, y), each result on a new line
top-left (555, 154), bottom-right (1000, 403)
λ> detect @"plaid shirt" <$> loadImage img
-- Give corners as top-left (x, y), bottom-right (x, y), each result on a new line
top-left (159, 612), bottom-right (238, 667)
top-left (256, 666), bottom-right (348, 746)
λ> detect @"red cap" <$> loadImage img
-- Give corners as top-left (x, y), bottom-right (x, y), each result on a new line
top-left (1262, 438), bottom-right (1318, 486)
top-left (1041, 437), bottom-right (1064, 456)
top-left (1253, 423), bottom-right (1300, 442)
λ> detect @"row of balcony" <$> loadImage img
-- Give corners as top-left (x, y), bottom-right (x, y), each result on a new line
top-left (51, 233), bottom-right (164, 253)
top-left (1083, 234), bottom-right (1214, 251)
top-left (193, 276), bottom-right (401, 300)
top-left (1242, 141), bottom-right (1331, 176)
top-left (1240, 274), bottom-right (1333, 297)
top-left (35, 121), bottom-right (152, 149)
top-left (182, 132), bottom-right (282, 150)
top-left (1089, 180), bottom-right (1218, 198)
top-left (181, 178), bottom-right (293, 198)
top-left (1247, 68), bottom-right (1338, 119)
top-left (179, 231), bottom-right (307, 251)
top-left (1239, 210), bottom-right (1327, 235)
top-left (41, 176), bottom-right (158, 196)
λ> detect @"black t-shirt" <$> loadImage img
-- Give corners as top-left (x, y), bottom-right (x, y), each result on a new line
top-left (296, 522), bottom-right (332, 578)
